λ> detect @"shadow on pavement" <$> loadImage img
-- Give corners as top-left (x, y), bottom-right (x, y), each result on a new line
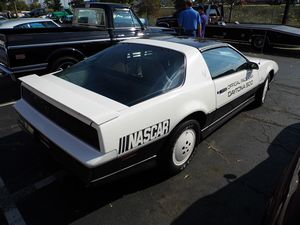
top-left (171, 123), bottom-right (300, 225)
top-left (0, 130), bottom-right (170, 225)
top-left (17, 166), bottom-right (169, 225)
top-left (0, 131), bottom-right (60, 193)
top-left (0, 76), bottom-right (20, 104)
top-left (0, 118), bottom-right (171, 225)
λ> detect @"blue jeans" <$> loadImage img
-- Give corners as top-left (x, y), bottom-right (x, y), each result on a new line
top-left (183, 30), bottom-right (196, 37)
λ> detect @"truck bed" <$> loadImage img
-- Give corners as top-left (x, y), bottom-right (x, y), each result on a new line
top-left (1, 26), bottom-right (110, 46)
top-left (206, 23), bottom-right (300, 49)
top-left (210, 23), bottom-right (300, 36)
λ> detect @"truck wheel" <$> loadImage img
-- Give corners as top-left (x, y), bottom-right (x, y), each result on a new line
top-left (50, 56), bottom-right (79, 72)
top-left (158, 119), bottom-right (200, 174)
top-left (254, 75), bottom-right (270, 107)
top-left (251, 36), bottom-right (268, 50)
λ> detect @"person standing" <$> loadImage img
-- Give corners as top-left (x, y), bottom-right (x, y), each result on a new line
top-left (197, 4), bottom-right (208, 38)
top-left (178, 0), bottom-right (201, 37)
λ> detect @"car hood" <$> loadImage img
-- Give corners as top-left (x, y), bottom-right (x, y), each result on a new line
top-left (18, 74), bottom-right (128, 125)
top-left (247, 56), bottom-right (270, 65)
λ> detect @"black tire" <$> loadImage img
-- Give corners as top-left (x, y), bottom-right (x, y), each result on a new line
top-left (158, 119), bottom-right (201, 174)
top-left (251, 36), bottom-right (269, 51)
top-left (253, 75), bottom-right (270, 107)
top-left (50, 56), bottom-right (79, 72)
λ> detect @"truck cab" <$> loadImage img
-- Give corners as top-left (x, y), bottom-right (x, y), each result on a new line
top-left (73, 2), bottom-right (145, 40)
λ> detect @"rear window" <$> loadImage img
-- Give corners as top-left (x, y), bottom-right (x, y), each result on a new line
top-left (55, 43), bottom-right (185, 106)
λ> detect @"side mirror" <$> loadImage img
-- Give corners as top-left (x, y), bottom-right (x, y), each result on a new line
top-left (248, 61), bottom-right (259, 70)
top-left (139, 18), bottom-right (149, 27)
top-left (0, 63), bottom-right (15, 81)
top-left (0, 63), bottom-right (13, 76)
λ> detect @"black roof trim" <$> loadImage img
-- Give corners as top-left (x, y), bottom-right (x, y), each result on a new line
top-left (140, 36), bottom-right (228, 51)
top-left (77, 2), bottom-right (129, 9)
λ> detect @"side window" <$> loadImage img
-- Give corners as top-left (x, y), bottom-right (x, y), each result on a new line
top-left (27, 22), bottom-right (46, 28)
top-left (14, 23), bottom-right (30, 29)
top-left (130, 11), bottom-right (141, 27)
top-left (208, 8), bottom-right (218, 16)
top-left (74, 8), bottom-right (106, 26)
top-left (42, 21), bottom-right (58, 28)
top-left (113, 9), bottom-right (136, 28)
top-left (202, 47), bottom-right (247, 79)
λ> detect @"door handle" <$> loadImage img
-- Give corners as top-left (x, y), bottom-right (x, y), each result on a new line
top-left (217, 87), bottom-right (227, 94)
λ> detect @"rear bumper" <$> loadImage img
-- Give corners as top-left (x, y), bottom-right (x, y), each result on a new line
top-left (17, 112), bottom-right (159, 184)
top-left (15, 100), bottom-right (162, 184)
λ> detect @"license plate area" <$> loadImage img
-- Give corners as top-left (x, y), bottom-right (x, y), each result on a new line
top-left (18, 115), bottom-right (51, 149)
top-left (38, 133), bottom-right (51, 149)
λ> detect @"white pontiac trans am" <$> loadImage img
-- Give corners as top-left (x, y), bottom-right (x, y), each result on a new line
top-left (15, 37), bottom-right (279, 184)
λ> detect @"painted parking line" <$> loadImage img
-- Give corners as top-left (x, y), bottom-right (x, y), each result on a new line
top-left (0, 101), bottom-right (16, 108)
top-left (0, 177), bottom-right (27, 225)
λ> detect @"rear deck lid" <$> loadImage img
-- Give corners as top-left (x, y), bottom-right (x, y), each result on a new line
top-left (19, 74), bottom-right (128, 125)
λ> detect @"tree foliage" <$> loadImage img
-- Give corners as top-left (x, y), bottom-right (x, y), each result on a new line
top-left (100, 0), bottom-right (135, 4)
top-left (0, 0), bottom-right (30, 12)
top-left (135, 0), bottom-right (160, 17)
top-left (44, 0), bottom-right (62, 10)
top-left (173, 0), bottom-right (186, 11)
top-left (0, 1), bottom-right (7, 11)
top-left (30, 2), bottom-right (41, 10)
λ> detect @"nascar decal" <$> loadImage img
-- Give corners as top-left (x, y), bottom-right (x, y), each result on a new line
top-left (118, 119), bottom-right (170, 154)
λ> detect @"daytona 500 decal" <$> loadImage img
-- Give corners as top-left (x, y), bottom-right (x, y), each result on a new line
top-left (118, 119), bottom-right (170, 154)
top-left (227, 72), bottom-right (254, 97)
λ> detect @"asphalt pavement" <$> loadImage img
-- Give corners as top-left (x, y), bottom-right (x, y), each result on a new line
top-left (0, 52), bottom-right (299, 225)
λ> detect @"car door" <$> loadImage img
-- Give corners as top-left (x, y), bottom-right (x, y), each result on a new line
top-left (202, 46), bottom-right (259, 118)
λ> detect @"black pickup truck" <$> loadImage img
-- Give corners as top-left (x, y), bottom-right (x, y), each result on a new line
top-left (0, 2), bottom-right (174, 79)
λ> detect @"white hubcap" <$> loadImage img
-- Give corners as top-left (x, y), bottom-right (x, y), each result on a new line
top-left (262, 78), bottom-right (269, 103)
top-left (172, 129), bottom-right (196, 166)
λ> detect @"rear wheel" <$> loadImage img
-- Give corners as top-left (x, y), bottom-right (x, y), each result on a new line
top-left (158, 119), bottom-right (200, 174)
top-left (50, 56), bottom-right (79, 72)
top-left (251, 35), bottom-right (269, 50)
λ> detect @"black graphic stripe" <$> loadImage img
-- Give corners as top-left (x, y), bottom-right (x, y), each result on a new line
top-left (122, 136), bottom-right (126, 153)
top-left (118, 137), bottom-right (123, 155)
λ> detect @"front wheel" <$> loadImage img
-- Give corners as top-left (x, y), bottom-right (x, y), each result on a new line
top-left (158, 119), bottom-right (200, 174)
top-left (254, 76), bottom-right (270, 107)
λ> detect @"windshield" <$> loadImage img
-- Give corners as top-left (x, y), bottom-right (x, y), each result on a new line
top-left (55, 43), bottom-right (185, 106)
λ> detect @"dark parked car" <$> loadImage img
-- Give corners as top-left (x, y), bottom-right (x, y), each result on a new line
top-left (261, 147), bottom-right (300, 225)
top-left (29, 8), bottom-right (47, 17)
top-left (0, 18), bottom-right (60, 29)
